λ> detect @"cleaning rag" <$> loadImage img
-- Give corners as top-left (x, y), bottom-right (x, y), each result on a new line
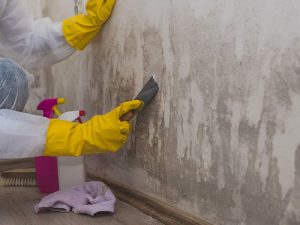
top-left (34, 181), bottom-right (116, 216)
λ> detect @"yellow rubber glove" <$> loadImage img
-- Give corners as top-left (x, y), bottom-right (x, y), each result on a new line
top-left (43, 100), bottom-right (142, 156)
top-left (62, 0), bottom-right (117, 50)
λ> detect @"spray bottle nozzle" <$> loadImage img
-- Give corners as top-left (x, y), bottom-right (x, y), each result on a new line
top-left (37, 98), bottom-right (66, 118)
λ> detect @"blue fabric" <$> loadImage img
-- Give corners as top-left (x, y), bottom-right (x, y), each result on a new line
top-left (0, 58), bottom-right (28, 111)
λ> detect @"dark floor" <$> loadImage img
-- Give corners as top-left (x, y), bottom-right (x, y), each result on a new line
top-left (0, 187), bottom-right (164, 225)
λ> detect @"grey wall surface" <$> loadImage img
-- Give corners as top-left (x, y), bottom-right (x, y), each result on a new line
top-left (36, 0), bottom-right (300, 224)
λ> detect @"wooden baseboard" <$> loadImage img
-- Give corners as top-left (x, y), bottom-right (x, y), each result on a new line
top-left (0, 159), bottom-right (35, 171)
top-left (87, 173), bottom-right (213, 225)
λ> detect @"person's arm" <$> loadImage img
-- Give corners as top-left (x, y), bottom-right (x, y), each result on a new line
top-left (0, 0), bottom-right (75, 70)
top-left (0, 100), bottom-right (142, 159)
top-left (0, 0), bottom-right (116, 70)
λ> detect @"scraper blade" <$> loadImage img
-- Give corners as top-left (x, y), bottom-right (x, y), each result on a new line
top-left (135, 76), bottom-right (159, 108)
top-left (120, 75), bottom-right (159, 121)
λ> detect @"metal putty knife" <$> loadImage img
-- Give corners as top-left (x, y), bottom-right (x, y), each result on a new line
top-left (120, 76), bottom-right (159, 121)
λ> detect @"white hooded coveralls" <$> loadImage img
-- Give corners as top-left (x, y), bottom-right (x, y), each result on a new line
top-left (0, 0), bottom-right (76, 159)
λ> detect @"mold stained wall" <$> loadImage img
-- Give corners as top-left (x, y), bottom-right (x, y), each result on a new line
top-left (35, 0), bottom-right (300, 224)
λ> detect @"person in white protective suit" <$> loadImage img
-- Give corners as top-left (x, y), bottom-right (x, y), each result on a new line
top-left (0, 0), bottom-right (142, 159)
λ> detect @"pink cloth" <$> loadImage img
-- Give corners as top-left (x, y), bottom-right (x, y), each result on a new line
top-left (34, 181), bottom-right (116, 216)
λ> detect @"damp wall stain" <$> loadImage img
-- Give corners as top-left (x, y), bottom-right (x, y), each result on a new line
top-left (32, 0), bottom-right (300, 224)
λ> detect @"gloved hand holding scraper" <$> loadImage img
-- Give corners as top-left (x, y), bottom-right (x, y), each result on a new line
top-left (121, 76), bottom-right (159, 121)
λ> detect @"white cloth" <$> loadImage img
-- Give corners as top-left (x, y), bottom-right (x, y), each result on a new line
top-left (0, 109), bottom-right (49, 159)
top-left (0, 0), bottom-right (75, 70)
top-left (35, 181), bottom-right (116, 216)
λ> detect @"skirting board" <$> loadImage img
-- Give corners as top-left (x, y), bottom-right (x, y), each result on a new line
top-left (87, 173), bottom-right (213, 225)
top-left (0, 158), bottom-right (34, 171)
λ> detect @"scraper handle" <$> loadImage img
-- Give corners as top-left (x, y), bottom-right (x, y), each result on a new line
top-left (120, 110), bottom-right (135, 121)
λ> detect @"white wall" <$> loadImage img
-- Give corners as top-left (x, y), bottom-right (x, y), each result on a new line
top-left (32, 1), bottom-right (300, 224)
